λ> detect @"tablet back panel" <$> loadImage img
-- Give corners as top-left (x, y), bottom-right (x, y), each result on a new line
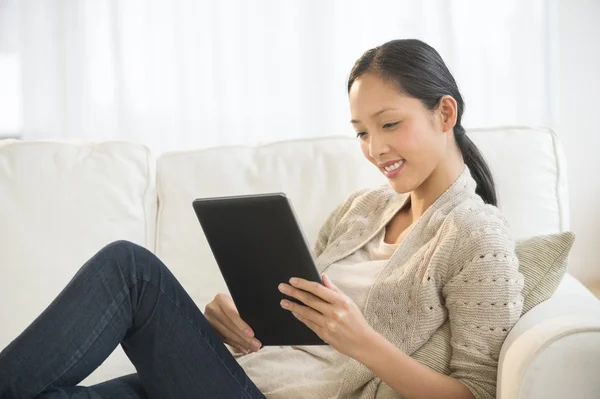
top-left (193, 193), bottom-right (325, 345)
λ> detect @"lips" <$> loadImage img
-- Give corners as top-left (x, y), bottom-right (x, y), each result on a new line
top-left (383, 160), bottom-right (405, 172)
top-left (380, 159), bottom-right (405, 179)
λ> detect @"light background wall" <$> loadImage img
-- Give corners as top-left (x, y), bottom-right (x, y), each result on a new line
top-left (557, 0), bottom-right (600, 290)
top-left (0, 0), bottom-right (21, 138)
top-left (0, 0), bottom-right (598, 289)
top-left (2, 0), bottom-right (556, 147)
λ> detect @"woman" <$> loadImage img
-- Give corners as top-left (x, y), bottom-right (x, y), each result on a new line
top-left (0, 39), bottom-right (523, 399)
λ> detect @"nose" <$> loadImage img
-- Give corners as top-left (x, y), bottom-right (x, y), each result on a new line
top-left (368, 133), bottom-right (390, 158)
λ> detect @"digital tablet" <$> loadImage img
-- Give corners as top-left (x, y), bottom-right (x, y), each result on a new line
top-left (192, 193), bottom-right (326, 346)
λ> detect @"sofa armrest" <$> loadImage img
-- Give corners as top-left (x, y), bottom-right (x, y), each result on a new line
top-left (497, 274), bottom-right (600, 399)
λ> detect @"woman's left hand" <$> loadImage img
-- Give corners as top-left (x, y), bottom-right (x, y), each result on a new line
top-left (278, 273), bottom-right (377, 359)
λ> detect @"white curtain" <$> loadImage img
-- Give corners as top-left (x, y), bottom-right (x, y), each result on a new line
top-left (8, 0), bottom-right (557, 153)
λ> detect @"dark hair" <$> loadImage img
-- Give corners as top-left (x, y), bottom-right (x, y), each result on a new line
top-left (348, 39), bottom-right (497, 206)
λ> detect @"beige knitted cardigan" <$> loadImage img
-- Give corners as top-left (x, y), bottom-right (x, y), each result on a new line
top-left (313, 167), bottom-right (524, 399)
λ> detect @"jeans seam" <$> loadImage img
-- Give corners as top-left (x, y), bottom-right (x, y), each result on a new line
top-left (127, 244), bottom-right (258, 398)
top-left (37, 288), bottom-right (129, 395)
top-left (135, 276), bottom-right (259, 399)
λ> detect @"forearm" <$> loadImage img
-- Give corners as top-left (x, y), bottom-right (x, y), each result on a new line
top-left (356, 330), bottom-right (474, 399)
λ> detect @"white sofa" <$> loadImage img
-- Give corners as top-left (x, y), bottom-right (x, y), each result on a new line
top-left (1, 127), bottom-right (599, 398)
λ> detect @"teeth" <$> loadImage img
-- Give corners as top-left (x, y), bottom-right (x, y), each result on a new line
top-left (384, 160), bottom-right (404, 172)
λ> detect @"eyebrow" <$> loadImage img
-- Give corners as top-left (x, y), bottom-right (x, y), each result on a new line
top-left (350, 108), bottom-right (396, 124)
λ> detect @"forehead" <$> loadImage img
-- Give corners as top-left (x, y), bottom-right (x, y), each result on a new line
top-left (349, 73), bottom-right (419, 118)
top-left (349, 73), bottom-right (398, 98)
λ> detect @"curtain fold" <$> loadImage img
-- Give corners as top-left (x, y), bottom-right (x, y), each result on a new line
top-left (9, 0), bottom-right (556, 153)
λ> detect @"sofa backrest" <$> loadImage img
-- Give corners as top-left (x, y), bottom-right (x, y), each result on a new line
top-left (0, 127), bottom-right (569, 384)
top-left (155, 127), bottom-right (569, 312)
top-left (0, 140), bottom-right (156, 384)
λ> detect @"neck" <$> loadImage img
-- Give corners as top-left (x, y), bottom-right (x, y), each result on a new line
top-left (409, 158), bottom-right (465, 221)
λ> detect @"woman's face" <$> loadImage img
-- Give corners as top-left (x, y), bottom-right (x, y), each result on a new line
top-left (349, 73), bottom-right (450, 194)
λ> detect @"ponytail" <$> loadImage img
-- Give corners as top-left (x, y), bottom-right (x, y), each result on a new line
top-left (454, 125), bottom-right (497, 206)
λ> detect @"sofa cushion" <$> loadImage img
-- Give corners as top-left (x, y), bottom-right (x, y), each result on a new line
top-left (0, 139), bottom-right (156, 384)
top-left (468, 127), bottom-right (569, 238)
top-left (516, 232), bottom-right (575, 313)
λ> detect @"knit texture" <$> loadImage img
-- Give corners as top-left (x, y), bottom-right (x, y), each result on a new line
top-left (516, 233), bottom-right (574, 313)
top-left (375, 232), bottom-right (575, 399)
top-left (314, 166), bottom-right (524, 399)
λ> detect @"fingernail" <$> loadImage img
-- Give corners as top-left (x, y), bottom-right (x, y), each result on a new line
top-left (253, 340), bottom-right (261, 350)
top-left (280, 299), bottom-right (289, 308)
top-left (278, 283), bottom-right (287, 292)
top-left (245, 328), bottom-right (253, 337)
top-left (289, 278), bottom-right (298, 285)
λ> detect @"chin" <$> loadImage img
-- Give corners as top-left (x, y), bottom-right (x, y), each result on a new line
top-left (388, 180), bottom-right (414, 194)
top-left (386, 169), bottom-right (423, 194)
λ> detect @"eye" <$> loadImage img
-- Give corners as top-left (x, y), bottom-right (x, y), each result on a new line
top-left (383, 122), bottom-right (400, 129)
top-left (355, 132), bottom-right (367, 139)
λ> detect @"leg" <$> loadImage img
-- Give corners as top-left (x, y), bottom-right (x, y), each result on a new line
top-left (0, 241), bottom-right (264, 399)
top-left (37, 374), bottom-right (147, 399)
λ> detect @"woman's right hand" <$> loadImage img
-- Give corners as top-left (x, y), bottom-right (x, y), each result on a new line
top-left (204, 293), bottom-right (262, 354)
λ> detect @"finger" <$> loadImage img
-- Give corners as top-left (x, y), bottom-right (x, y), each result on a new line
top-left (215, 302), bottom-right (259, 347)
top-left (232, 344), bottom-right (250, 354)
top-left (234, 345), bottom-right (252, 355)
top-left (288, 277), bottom-right (340, 303)
top-left (228, 342), bottom-right (249, 355)
top-left (281, 299), bottom-right (325, 327)
top-left (209, 305), bottom-right (261, 351)
top-left (292, 312), bottom-right (323, 339)
top-left (278, 283), bottom-right (329, 314)
top-left (218, 296), bottom-right (255, 338)
top-left (210, 315), bottom-right (250, 350)
top-left (221, 315), bottom-right (262, 352)
top-left (209, 315), bottom-right (257, 352)
top-left (322, 273), bottom-right (342, 293)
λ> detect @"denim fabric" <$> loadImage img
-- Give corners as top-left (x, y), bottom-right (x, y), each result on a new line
top-left (0, 240), bottom-right (265, 399)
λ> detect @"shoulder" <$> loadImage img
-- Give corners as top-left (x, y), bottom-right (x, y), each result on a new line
top-left (449, 197), bottom-right (512, 238)
top-left (333, 184), bottom-right (396, 220)
top-left (313, 184), bottom-right (392, 256)
top-left (446, 199), bottom-right (517, 274)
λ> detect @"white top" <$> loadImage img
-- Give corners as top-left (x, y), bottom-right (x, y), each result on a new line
top-left (236, 229), bottom-right (398, 399)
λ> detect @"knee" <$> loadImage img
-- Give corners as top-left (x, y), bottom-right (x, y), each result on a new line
top-left (98, 240), bottom-right (162, 277)
top-left (102, 240), bottom-right (142, 258)
top-left (97, 240), bottom-right (150, 271)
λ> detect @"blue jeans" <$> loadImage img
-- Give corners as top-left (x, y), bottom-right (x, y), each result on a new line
top-left (0, 240), bottom-right (266, 399)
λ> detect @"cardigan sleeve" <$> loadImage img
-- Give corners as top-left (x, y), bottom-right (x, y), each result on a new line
top-left (442, 208), bottom-right (524, 399)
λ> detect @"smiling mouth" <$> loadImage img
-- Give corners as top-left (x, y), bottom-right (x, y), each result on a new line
top-left (382, 160), bottom-right (405, 172)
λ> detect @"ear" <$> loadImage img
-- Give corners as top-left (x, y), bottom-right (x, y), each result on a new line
top-left (438, 95), bottom-right (458, 133)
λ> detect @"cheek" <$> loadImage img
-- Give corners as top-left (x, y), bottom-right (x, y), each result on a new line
top-left (401, 120), bottom-right (442, 160)
top-left (421, 129), bottom-right (447, 158)
top-left (391, 124), bottom-right (420, 155)
top-left (359, 140), bottom-right (371, 159)
top-left (392, 132), bottom-right (416, 152)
